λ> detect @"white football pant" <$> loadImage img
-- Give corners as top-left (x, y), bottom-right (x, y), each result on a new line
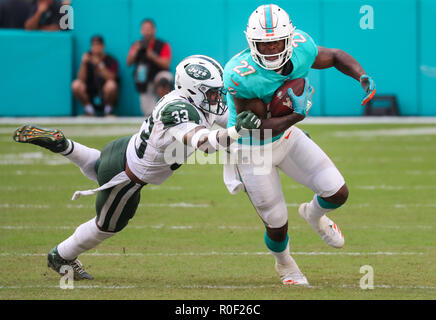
top-left (235, 126), bottom-right (345, 228)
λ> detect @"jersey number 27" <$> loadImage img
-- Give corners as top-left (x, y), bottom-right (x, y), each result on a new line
top-left (233, 60), bottom-right (256, 77)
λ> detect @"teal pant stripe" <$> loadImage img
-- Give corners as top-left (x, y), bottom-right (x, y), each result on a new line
top-left (317, 196), bottom-right (342, 209)
top-left (264, 233), bottom-right (289, 253)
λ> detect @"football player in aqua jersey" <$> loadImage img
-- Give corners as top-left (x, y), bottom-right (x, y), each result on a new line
top-left (13, 55), bottom-right (261, 280)
top-left (223, 4), bottom-right (376, 285)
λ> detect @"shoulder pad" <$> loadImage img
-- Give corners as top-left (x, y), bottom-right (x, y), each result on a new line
top-left (159, 102), bottom-right (201, 128)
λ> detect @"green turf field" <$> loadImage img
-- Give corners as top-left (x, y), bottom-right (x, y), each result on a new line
top-left (0, 122), bottom-right (435, 300)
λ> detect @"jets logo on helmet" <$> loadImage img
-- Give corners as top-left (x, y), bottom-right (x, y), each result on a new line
top-left (185, 64), bottom-right (211, 80)
top-left (175, 55), bottom-right (227, 115)
top-left (245, 4), bottom-right (296, 70)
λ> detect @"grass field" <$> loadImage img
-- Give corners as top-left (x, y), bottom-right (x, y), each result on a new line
top-left (0, 121), bottom-right (435, 300)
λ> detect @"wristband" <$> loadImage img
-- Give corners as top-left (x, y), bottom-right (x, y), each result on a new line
top-left (207, 129), bottom-right (220, 150)
top-left (227, 126), bottom-right (241, 140)
top-left (190, 128), bottom-right (210, 149)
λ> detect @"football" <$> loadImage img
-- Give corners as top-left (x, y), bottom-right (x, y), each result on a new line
top-left (269, 78), bottom-right (306, 117)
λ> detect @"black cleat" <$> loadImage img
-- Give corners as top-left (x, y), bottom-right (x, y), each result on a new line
top-left (47, 247), bottom-right (94, 280)
top-left (13, 125), bottom-right (69, 153)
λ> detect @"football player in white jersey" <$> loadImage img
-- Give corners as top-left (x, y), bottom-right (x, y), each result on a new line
top-left (13, 55), bottom-right (261, 280)
top-left (222, 4), bottom-right (376, 286)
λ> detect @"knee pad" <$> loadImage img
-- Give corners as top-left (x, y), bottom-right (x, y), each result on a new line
top-left (256, 198), bottom-right (288, 229)
top-left (312, 166), bottom-right (345, 198)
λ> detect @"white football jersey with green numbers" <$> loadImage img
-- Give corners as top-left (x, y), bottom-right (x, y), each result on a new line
top-left (126, 89), bottom-right (228, 185)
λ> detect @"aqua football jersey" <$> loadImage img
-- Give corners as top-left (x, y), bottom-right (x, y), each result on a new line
top-left (223, 29), bottom-right (318, 144)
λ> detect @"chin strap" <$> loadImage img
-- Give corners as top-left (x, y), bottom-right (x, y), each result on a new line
top-left (180, 88), bottom-right (197, 107)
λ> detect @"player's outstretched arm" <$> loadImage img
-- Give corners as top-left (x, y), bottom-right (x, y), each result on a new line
top-left (169, 111), bottom-right (261, 154)
top-left (312, 46), bottom-right (376, 105)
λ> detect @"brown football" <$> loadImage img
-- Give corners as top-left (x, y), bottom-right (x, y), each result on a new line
top-left (269, 78), bottom-right (306, 117)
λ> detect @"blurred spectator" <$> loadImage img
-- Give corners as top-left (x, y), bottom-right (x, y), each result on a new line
top-left (127, 19), bottom-right (172, 117)
top-left (25, 0), bottom-right (62, 31)
top-left (0, 0), bottom-right (32, 29)
top-left (72, 35), bottom-right (119, 117)
top-left (154, 70), bottom-right (174, 100)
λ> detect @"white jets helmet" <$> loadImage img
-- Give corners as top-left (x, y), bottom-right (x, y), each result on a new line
top-left (245, 4), bottom-right (296, 70)
top-left (175, 55), bottom-right (227, 115)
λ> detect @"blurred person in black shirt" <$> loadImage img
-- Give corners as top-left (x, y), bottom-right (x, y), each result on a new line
top-left (0, 0), bottom-right (32, 29)
top-left (127, 19), bottom-right (171, 117)
top-left (25, 0), bottom-right (62, 31)
top-left (72, 35), bottom-right (119, 117)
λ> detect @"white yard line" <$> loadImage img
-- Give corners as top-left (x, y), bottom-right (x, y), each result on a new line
top-left (0, 152), bottom-right (70, 166)
top-left (357, 185), bottom-right (436, 190)
top-left (0, 283), bottom-right (435, 290)
top-left (141, 202), bottom-right (210, 208)
top-left (0, 204), bottom-right (51, 209)
top-left (0, 224), bottom-right (433, 231)
top-left (333, 127), bottom-right (436, 137)
top-left (0, 251), bottom-right (425, 257)
top-left (1, 202), bottom-right (210, 209)
top-left (3, 201), bottom-right (436, 210)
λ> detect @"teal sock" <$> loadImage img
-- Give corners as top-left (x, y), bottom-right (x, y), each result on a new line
top-left (264, 232), bottom-right (289, 253)
top-left (307, 194), bottom-right (343, 218)
top-left (316, 195), bottom-right (342, 210)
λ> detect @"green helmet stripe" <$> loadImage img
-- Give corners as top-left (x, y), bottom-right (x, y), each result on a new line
top-left (191, 55), bottom-right (223, 78)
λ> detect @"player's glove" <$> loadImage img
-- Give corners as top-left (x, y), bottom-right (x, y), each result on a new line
top-left (360, 74), bottom-right (376, 106)
top-left (287, 78), bottom-right (314, 116)
top-left (236, 110), bottom-right (261, 131)
top-left (228, 110), bottom-right (262, 139)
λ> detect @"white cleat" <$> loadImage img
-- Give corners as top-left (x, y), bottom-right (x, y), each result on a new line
top-left (299, 203), bottom-right (345, 248)
top-left (275, 262), bottom-right (309, 286)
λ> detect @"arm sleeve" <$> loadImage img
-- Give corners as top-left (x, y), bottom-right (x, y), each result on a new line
top-left (167, 122), bottom-right (204, 143)
top-left (213, 109), bottom-right (229, 128)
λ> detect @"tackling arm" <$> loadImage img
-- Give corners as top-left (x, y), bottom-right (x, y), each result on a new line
top-left (181, 126), bottom-right (232, 154)
top-left (168, 110), bottom-right (262, 154)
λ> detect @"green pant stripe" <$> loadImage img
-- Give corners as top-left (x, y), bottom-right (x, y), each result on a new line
top-left (95, 136), bottom-right (143, 232)
top-left (101, 181), bottom-right (136, 230)
top-left (108, 183), bottom-right (142, 231)
top-left (97, 181), bottom-right (130, 228)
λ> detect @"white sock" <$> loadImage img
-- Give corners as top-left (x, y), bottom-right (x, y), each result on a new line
top-left (104, 105), bottom-right (113, 115)
top-left (60, 140), bottom-right (101, 181)
top-left (85, 104), bottom-right (95, 115)
top-left (269, 241), bottom-right (294, 266)
top-left (306, 194), bottom-right (332, 218)
top-left (57, 218), bottom-right (115, 260)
